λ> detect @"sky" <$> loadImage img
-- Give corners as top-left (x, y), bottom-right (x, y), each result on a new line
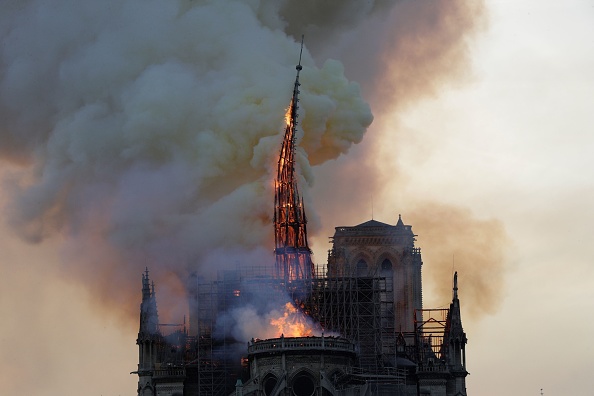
top-left (382, 2), bottom-right (594, 394)
top-left (1, 1), bottom-right (594, 395)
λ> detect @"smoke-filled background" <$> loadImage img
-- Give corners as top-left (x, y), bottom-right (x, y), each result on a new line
top-left (1, 1), bottom-right (593, 395)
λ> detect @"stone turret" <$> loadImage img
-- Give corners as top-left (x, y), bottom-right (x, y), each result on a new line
top-left (445, 272), bottom-right (468, 395)
top-left (136, 268), bottom-right (161, 396)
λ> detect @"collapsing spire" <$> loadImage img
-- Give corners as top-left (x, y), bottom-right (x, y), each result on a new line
top-left (274, 37), bottom-right (314, 283)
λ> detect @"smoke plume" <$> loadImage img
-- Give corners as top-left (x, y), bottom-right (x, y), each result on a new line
top-left (307, 1), bottom-right (504, 319)
top-left (0, 0), bottom-right (376, 321)
top-left (0, 0), bottom-right (499, 324)
top-left (408, 202), bottom-right (508, 319)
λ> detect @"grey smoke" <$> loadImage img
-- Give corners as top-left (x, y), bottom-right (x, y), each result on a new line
top-left (0, 0), bottom-right (494, 322)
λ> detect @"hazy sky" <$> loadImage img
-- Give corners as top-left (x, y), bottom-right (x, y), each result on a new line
top-left (387, 1), bottom-right (594, 394)
top-left (1, 1), bottom-right (593, 395)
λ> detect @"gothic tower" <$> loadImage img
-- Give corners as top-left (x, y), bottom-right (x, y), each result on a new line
top-left (327, 215), bottom-right (423, 332)
top-left (444, 272), bottom-right (468, 395)
top-left (273, 40), bottom-right (314, 285)
top-left (136, 268), bottom-right (160, 396)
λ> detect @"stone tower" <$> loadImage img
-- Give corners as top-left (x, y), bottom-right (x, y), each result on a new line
top-left (136, 269), bottom-right (160, 396)
top-left (134, 269), bottom-right (186, 396)
top-left (444, 272), bottom-right (468, 395)
top-left (327, 215), bottom-right (423, 332)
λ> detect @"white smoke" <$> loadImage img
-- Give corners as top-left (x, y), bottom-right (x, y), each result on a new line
top-left (0, 0), bottom-right (377, 316)
top-left (215, 302), bottom-right (323, 344)
top-left (213, 280), bottom-right (329, 344)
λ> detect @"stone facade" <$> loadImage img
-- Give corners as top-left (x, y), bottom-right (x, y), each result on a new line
top-left (239, 336), bottom-right (358, 396)
top-left (327, 216), bottom-right (423, 333)
top-left (132, 218), bottom-right (468, 396)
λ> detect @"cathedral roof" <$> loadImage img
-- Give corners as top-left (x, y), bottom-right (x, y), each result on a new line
top-left (354, 219), bottom-right (392, 228)
top-left (334, 216), bottom-right (415, 240)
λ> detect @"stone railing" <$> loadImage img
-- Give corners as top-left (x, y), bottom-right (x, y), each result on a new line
top-left (152, 366), bottom-right (186, 378)
top-left (248, 336), bottom-right (356, 355)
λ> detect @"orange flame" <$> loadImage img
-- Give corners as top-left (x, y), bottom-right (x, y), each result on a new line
top-left (284, 104), bottom-right (292, 127)
top-left (270, 302), bottom-right (315, 337)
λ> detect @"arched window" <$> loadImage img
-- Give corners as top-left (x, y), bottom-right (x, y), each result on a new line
top-left (381, 259), bottom-right (393, 271)
top-left (292, 371), bottom-right (315, 396)
top-left (356, 259), bottom-right (368, 276)
top-left (263, 373), bottom-right (279, 396)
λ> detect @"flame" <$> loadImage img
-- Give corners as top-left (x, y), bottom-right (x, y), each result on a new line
top-left (270, 302), bottom-right (315, 337)
top-left (284, 104), bottom-right (292, 127)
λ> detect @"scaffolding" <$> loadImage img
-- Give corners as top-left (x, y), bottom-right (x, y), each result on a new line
top-left (415, 308), bottom-right (449, 364)
top-left (184, 263), bottom-right (401, 395)
top-left (396, 308), bottom-right (451, 375)
top-left (194, 276), bottom-right (231, 396)
top-left (305, 275), bottom-right (395, 373)
top-left (188, 266), bottom-right (290, 396)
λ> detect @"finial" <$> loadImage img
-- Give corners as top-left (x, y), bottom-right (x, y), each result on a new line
top-left (288, 36), bottom-right (304, 138)
top-left (453, 271), bottom-right (458, 300)
top-left (297, 35), bottom-right (304, 71)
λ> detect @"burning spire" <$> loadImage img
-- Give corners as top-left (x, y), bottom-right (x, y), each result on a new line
top-left (274, 37), bottom-right (314, 284)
